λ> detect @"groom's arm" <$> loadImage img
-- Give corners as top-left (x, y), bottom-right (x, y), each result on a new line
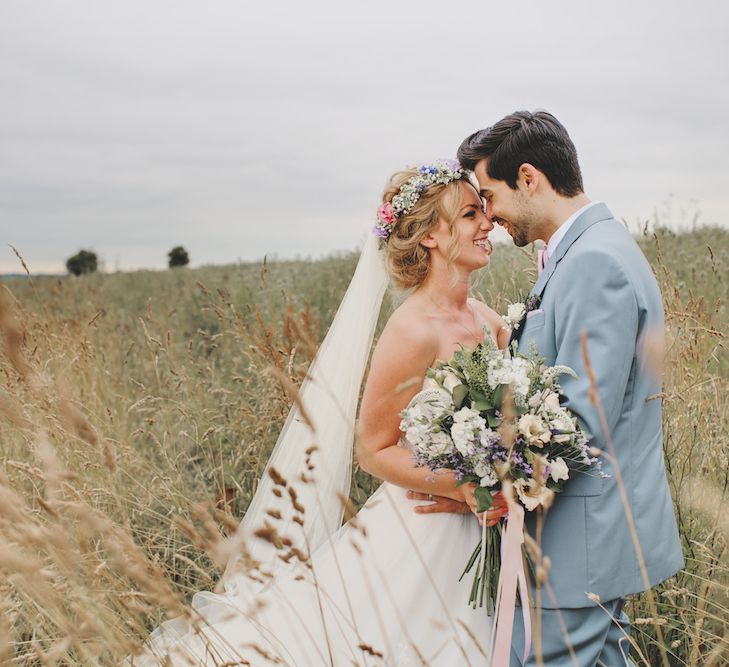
top-left (406, 490), bottom-right (509, 526)
top-left (551, 249), bottom-right (639, 448)
top-left (407, 491), bottom-right (471, 514)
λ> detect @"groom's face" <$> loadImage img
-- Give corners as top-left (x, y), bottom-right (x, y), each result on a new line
top-left (474, 159), bottom-right (537, 247)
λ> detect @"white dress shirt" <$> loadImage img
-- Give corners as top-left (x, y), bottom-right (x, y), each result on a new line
top-left (545, 201), bottom-right (602, 260)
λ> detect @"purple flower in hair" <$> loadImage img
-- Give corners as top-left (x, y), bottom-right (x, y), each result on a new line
top-left (372, 225), bottom-right (389, 240)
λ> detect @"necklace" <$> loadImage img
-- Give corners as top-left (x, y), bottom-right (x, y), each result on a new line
top-left (425, 293), bottom-right (481, 342)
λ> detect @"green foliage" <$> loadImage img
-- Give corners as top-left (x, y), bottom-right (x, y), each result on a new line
top-left (451, 383), bottom-right (468, 409)
top-left (452, 337), bottom-right (500, 400)
top-left (65, 248), bottom-right (98, 276)
top-left (474, 485), bottom-right (494, 513)
top-left (167, 245), bottom-right (190, 268)
top-left (0, 224), bottom-right (727, 664)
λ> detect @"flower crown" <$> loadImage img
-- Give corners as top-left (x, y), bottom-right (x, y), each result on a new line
top-left (373, 159), bottom-right (466, 242)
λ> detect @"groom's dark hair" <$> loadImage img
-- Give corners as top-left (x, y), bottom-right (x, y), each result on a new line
top-left (457, 110), bottom-right (584, 197)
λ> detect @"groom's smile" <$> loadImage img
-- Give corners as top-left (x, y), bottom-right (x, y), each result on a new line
top-left (473, 159), bottom-right (535, 247)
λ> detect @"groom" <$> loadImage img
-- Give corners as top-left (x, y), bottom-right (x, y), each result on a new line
top-left (412, 111), bottom-right (684, 665)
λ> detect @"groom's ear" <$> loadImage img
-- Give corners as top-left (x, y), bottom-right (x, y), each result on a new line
top-left (517, 163), bottom-right (540, 194)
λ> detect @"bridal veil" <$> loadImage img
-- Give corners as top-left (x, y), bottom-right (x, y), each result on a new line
top-left (223, 232), bottom-right (389, 590)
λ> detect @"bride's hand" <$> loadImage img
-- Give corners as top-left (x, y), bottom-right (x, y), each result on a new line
top-left (460, 485), bottom-right (509, 527)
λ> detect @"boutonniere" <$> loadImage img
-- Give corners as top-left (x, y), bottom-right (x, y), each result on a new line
top-left (503, 294), bottom-right (542, 331)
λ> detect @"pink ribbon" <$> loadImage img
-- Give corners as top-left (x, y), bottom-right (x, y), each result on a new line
top-left (489, 503), bottom-right (531, 665)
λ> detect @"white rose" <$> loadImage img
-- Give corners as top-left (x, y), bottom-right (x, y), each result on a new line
top-left (451, 407), bottom-right (486, 456)
top-left (549, 457), bottom-right (570, 483)
top-left (506, 302), bottom-right (526, 329)
top-left (453, 406), bottom-right (480, 423)
top-left (550, 411), bottom-right (575, 443)
top-left (543, 392), bottom-right (561, 413)
top-left (486, 358), bottom-right (509, 389)
top-left (405, 424), bottom-right (428, 447)
top-left (406, 388), bottom-right (453, 423)
top-left (425, 396), bottom-right (453, 421)
top-left (426, 431), bottom-right (453, 456)
top-left (514, 478), bottom-right (555, 512)
top-left (517, 414), bottom-right (551, 447)
top-left (442, 368), bottom-right (462, 393)
top-left (528, 389), bottom-right (547, 410)
top-left (474, 462), bottom-right (498, 487)
top-left (401, 403), bottom-right (424, 423)
top-left (510, 358), bottom-right (531, 398)
top-left (479, 427), bottom-right (498, 448)
top-left (450, 422), bottom-right (472, 456)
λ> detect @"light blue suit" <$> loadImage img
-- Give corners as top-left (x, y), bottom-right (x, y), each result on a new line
top-left (509, 203), bottom-right (684, 666)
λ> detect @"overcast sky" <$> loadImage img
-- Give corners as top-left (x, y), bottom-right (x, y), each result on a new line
top-left (1, 0), bottom-right (727, 273)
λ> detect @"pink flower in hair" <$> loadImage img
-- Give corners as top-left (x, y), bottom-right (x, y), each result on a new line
top-left (377, 202), bottom-right (396, 225)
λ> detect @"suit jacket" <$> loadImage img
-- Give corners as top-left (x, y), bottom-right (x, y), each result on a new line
top-left (513, 203), bottom-right (684, 609)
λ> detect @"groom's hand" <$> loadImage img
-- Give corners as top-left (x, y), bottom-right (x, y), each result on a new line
top-left (460, 485), bottom-right (509, 527)
top-left (407, 491), bottom-right (471, 515)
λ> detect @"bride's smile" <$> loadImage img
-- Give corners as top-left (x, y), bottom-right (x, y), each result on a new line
top-left (421, 180), bottom-right (495, 275)
top-left (473, 236), bottom-right (493, 256)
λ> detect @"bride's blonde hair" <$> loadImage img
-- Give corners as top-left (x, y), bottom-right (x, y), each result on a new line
top-left (380, 169), bottom-right (468, 289)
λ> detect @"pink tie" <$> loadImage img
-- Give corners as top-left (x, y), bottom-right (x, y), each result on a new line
top-left (537, 247), bottom-right (549, 276)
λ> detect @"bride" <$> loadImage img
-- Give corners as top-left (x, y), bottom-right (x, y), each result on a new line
top-left (132, 160), bottom-right (511, 666)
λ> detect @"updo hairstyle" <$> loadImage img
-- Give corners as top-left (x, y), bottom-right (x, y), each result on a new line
top-left (380, 169), bottom-right (468, 289)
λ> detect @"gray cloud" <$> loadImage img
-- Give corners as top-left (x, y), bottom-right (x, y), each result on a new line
top-left (1, 0), bottom-right (727, 273)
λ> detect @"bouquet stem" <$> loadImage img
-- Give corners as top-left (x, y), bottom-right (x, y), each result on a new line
top-left (459, 521), bottom-right (501, 612)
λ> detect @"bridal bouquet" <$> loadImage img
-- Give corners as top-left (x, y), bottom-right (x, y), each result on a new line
top-left (399, 333), bottom-right (601, 610)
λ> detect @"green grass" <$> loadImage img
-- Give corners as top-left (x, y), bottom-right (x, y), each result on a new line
top-left (0, 224), bottom-right (727, 665)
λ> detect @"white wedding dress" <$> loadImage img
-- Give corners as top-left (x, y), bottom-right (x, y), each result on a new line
top-left (131, 230), bottom-right (498, 665)
top-left (132, 378), bottom-right (492, 667)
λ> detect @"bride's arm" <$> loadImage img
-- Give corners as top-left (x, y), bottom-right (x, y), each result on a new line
top-left (356, 313), bottom-right (468, 503)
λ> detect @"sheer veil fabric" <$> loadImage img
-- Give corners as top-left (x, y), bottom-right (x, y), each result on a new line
top-left (134, 230), bottom-right (496, 666)
top-left (223, 232), bottom-right (389, 589)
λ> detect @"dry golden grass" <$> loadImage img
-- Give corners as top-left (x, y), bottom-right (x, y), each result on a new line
top-left (0, 225), bottom-right (727, 665)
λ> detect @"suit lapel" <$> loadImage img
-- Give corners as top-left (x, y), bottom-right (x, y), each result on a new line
top-left (529, 203), bottom-right (614, 299)
top-left (510, 203), bottom-right (614, 346)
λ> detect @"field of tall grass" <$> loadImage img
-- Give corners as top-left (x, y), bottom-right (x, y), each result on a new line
top-left (0, 225), bottom-right (727, 665)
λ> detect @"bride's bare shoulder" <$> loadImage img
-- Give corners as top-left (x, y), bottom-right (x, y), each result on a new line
top-left (362, 296), bottom-right (438, 400)
top-left (373, 295), bottom-right (438, 358)
top-left (468, 297), bottom-right (501, 323)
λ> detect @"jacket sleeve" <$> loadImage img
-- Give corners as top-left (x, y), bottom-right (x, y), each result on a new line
top-left (551, 249), bottom-right (638, 446)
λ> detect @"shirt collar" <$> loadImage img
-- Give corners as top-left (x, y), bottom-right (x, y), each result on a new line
top-left (546, 201), bottom-right (602, 258)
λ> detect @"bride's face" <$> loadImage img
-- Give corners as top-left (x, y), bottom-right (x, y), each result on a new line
top-left (425, 181), bottom-right (494, 270)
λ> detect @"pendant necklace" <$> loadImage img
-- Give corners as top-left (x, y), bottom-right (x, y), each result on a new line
top-left (426, 293), bottom-right (481, 342)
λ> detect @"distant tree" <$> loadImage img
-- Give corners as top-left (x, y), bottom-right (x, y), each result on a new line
top-left (66, 249), bottom-right (98, 276)
top-left (168, 245), bottom-right (190, 268)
